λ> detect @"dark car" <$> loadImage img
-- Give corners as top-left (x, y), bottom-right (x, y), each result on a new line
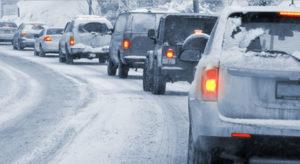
top-left (0, 22), bottom-right (17, 43)
top-left (12, 22), bottom-right (45, 50)
top-left (107, 9), bottom-right (171, 78)
top-left (143, 14), bottom-right (217, 95)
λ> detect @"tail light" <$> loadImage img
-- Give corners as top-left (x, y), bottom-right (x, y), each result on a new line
top-left (44, 36), bottom-right (52, 41)
top-left (21, 30), bottom-right (26, 36)
top-left (69, 36), bottom-right (75, 46)
top-left (201, 67), bottom-right (219, 101)
top-left (166, 49), bottom-right (174, 59)
top-left (122, 39), bottom-right (130, 50)
top-left (279, 11), bottom-right (300, 17)
top-left (231, 133), bottom-right (251, 138)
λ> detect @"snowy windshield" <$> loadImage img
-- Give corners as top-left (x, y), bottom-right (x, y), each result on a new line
top-left (164, 16), bottom-right (216, 45)
top-left (78, 22), bottom-right (108, 33)
top-left (223, 12), bottom-right (300, 55)
top-left (132, 13), bottom-right (162, 32)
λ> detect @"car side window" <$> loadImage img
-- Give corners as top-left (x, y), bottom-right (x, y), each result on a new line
top-left (115, 15), bottom-right (126, 33)
top-left (18, 24), bottom-right (24, 30)
top-left (64, 22), bottom-right (70, 32)
top-left (66, 21), bottom-right (74, 33)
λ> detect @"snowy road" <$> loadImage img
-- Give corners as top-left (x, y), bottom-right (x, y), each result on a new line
top-left (0, 44), bottom-right (190, 164)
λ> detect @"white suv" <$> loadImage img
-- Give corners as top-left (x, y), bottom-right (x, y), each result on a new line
top-left (59, 15), bottom-right (113, 64)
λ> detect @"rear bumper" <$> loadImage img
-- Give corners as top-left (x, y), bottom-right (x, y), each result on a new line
top-left (120, 50), bottom-right (147, 68)
top-left (20, 38), bottom-right (35, 47)
top-left (0, 34), bottom-right (14, 41)
top-left (70, 45), bottom-right (109, 58)
top-left (43, 42), bottom-right (59, 53)
top-left (189, 98), bottom-right (300, 159)
top-left (161, 66), bottom-right (194, 83)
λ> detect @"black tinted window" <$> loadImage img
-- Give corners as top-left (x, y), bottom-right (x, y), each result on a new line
top-left (47, 29), bottom-right (63, 35)
top-left (0, 22), bottom-right (17, 28)
top-left (79, 22), bottom-right (108, 33)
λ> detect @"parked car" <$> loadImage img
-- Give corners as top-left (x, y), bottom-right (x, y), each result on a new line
top-left (0, 22), bottom-right (17, 43)
top-left (107, 9), bottom-right (171, 78)
top-left (144, 14), bottom-right (217, 94)
top-left (12, 22), bottom-right (45, 50)
top-left (58, 15), bottom-right (112, 64)
top-left (34, 27), bottom-right (63, 57)
top-left (188, 7), bottom-right (300, 163)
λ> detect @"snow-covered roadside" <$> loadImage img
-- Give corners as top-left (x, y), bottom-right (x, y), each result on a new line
top-left (0, 46), bottom-right (190, 163)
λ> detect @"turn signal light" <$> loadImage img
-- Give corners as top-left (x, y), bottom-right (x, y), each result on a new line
top-left (22, 30), bottom-right (26, 36)
top-left (231, 133), bottom-right (251, 138)
top-left (69, 36), bottom-right (75, 46)
top-left (166, 49), bottom-right (174, 59)
top-left (44, 36), bottom-right (52, 41)
top-left (122, 39), bottom-right (130, 50)
top-left (279, 11), bottom-right (300, 17)
top-left (201, 67), bottom-right (219, 101)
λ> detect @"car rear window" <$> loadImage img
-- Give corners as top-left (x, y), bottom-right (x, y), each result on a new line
top-left (0, 22), bottom-right (17, 28)
top-left (24, 24), bottom-right (44, 31)
top-left (223, 12), bottom-right (300, 55)
top-left (132, 13), bottom-right (163, 32)
top-left (164, 16), bottom-right (216, 45)
top-left (47, 29), bottom-right (63, 35)
top-left (78, 22), bottom-right (108, 33)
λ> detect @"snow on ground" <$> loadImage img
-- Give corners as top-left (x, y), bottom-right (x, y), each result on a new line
top-left (0, 45), bottom-right (190, 163)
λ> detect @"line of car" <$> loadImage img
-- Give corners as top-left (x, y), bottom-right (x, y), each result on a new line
top-left (1, 6), bottom-right (300, 163)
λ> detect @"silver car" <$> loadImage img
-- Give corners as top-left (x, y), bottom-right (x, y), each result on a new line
top-left (188, 7), bottom-right (300, 163)
top-left (34, 28), bottom-right (63, 57)
top-left (0, 22), bottom-right (17, 43)
top-left (59, 15), bottom-right (113, 64)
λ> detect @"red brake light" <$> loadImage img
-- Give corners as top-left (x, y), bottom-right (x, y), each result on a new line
top-left (122, 39), bottom-right (130, 50)
top-left (201, 67), bottom-right (219, 101)
top-left (279, 11), bottom-right (300, 17)
top-left (69, 36), bottom-right (75, 46)
top-left (194, 30), bottom-right (203, 34)
top-left (44, 36), bottom-right (52, 41)
top-left (166, 49), bottom-right (174, 59)
top-left (231, 133), bottom-right (251, 138)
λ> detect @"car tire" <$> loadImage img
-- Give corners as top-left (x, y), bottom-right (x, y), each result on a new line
top-left (99, 58), bottom-right (106, 64)
top-left (143, 58), bottom-right (153, 92)
top-left (118, 61), bottom-right (129, 79)
top-left (13, 40), bottom-right (17, 50)
top-left (107, 58), bottom-right (117, 76)
top-left (17, 40), bottom-right (24, 50)
top-left (39, 45), bottom-right (46, 57)
top-left (152, 59), bottom-right (166, 95)
top-left (34, 48), bottom-right (39, 56)
top-left (59, 47), bottom-right (66, 63)
top-left (65, 48), bottom-right (73, 64)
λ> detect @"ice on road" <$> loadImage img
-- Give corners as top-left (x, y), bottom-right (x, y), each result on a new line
top-left (0, 44), bottom-right (189, 164)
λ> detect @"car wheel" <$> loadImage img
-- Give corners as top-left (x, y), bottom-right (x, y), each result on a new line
top-left (17, 40), bottom-right (24, 50)
top-left (143, 58), bottom-right (153, 92)
top-left (99, 58), bottom-right (106, 64)
top-left (34, 48), bottom-right (39, 56)
top-left (107, 58), bottom-right (117, 76)
top-left (152, 59), bottom-right (166, 95)
top-left (118, 61), bottom-right (129, 79)
top-left (39, 45), bottom-right (46, 57)
top-left (59, 47), bottom-right (66, 63)
top-left (65, 48), bottom-right (73, 64)
top-left (13, 40), bottom-right (17, 50)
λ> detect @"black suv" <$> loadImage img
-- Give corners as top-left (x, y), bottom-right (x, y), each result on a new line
top-left (143, 14), bottom-right (217, 95)
top-left (107, 9), bottom-right (170, 78)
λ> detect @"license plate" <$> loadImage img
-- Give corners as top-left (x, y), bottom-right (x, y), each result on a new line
top-left (276, 81), bottom-right (300, 100)
top-left (162, 58), bottom-right (176, 64)
top-left (89, 53), bottom-right (96, 58)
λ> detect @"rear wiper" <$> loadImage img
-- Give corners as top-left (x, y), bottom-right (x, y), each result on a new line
top-left (265, 50), bottom-right (300, 62)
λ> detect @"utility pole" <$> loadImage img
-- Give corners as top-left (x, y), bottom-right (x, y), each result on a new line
top-left (193, 0), bottom-right (199, 13)
top-left (88, 0), bottom-right (92, 15)
top-left (290, 0), bottom-right (295, 6)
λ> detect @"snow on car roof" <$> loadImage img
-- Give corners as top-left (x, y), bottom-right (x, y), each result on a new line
top-left (127, 8), bottom-right (177, 14)
top-left (74, 15), bottom-right (113, 29)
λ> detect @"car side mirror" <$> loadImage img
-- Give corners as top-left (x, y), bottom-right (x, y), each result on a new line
top-left (148, 29), bottom-right (156, 40)
top-left (179, 33), bottom-right (209, 62)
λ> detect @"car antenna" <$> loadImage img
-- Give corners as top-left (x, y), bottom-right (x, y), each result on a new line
top-left (290, 0), bottom-right (295, 6)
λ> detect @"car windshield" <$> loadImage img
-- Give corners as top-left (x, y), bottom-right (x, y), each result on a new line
top-left (24, 24), bottom-right (44, 31)
top-left (47, 28), bottom-right (63, 35)
top-left (0, 22), bottom-right (17, 28)
top-left (132, 13), bottom-right (163, 32)
top-left (223, 12), bottom-right (300, 55)
top-left (164, 16), bottom-right (216, 45)
top-left (78, 22), bottom-right (108, 33)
